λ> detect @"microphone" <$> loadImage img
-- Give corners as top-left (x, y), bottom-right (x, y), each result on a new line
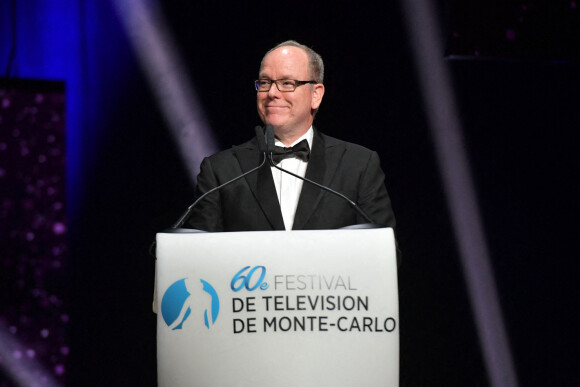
top-left (255, 124), bottom-right (268, 153)
top-left (266, 127), bottom-right (377, 225)
top-left (265, 124), bottom-right (275, 154)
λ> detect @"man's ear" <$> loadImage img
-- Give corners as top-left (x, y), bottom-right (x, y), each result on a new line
top-left (311, 84), bottom-right (325, 110)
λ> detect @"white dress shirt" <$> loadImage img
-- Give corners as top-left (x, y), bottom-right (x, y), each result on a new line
top-left (271, 127), bottom-right (313, 230)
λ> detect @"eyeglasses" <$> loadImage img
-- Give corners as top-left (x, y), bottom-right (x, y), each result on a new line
top-left (255, 79), bottom-right (318, 92)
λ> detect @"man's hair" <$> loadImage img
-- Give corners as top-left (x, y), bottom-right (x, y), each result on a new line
top-left (260, 40), bottom-right (324, 83)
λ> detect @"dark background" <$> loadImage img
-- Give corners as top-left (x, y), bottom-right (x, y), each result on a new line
top-left (1, 0), bottom-right (578, 385)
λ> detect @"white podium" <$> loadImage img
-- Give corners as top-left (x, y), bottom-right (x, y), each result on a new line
top-left (155, 228), bottom-right (399, 386)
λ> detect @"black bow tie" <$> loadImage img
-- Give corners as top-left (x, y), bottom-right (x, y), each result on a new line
top-left (271, 139), bottom-right (310, 164)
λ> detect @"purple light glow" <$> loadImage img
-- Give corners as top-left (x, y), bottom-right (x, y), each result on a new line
top-left (54, 364), bottom-right (65, 376)
top-left (506, 29), bottom-right (516, 41)
top-left (52, 222), bottom-right (66, 235)
top-left (0, 83), bottom-right (67, 385)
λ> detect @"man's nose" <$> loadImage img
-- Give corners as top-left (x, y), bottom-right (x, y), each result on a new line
top-left (267, 82), bottom-right (281, 98)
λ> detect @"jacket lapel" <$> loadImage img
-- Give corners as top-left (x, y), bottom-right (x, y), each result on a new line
top-left (292, 131), bottom-right (344, 230)
top-left (233, 139), bottom-right (285, 230)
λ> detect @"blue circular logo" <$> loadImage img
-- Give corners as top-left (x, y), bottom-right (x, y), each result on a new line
top-left (161, 278), bottom-right (220, 330)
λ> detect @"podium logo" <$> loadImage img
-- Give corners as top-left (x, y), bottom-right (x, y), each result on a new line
top-left (161, 278), bottom-right (220, 330)
top-left (231, 266), bottom-right (269, 291)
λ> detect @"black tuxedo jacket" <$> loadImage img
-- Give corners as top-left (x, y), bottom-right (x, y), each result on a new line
top-left (185, 130), bottom-right (396, 232)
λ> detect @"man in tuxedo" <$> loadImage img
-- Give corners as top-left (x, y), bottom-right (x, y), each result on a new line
top-left (185, 40), bottom-right (396, 233)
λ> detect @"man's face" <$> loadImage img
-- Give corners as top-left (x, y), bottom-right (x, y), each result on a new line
top-left (257, 46), bottom-right (324, 141)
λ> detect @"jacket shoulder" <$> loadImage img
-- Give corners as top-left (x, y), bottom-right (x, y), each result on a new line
top-left (318, 132), bottom-right (377, 157)
top-left (204, 137), bottom-right (258, 163)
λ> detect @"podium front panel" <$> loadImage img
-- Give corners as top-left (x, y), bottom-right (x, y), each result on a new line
top-left (156, 228), bottom-right (398, 386)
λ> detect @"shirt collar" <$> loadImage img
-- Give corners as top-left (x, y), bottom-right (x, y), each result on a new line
top-left (274, 126), bottom-right (314, 150)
